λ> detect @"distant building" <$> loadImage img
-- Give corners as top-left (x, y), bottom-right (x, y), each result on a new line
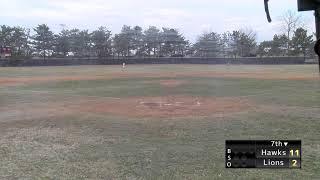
top-left (0, 46), bottom-right (12, 59)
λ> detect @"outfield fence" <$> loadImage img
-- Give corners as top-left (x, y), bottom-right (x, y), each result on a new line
top-left (0, 57), bottom-right (316, 67)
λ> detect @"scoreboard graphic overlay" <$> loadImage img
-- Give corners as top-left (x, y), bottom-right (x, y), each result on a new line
top-left (225, 140), bottom-right (301, 168)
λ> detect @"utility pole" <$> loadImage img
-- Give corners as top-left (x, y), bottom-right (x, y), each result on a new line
top-left (314, 8), bottom-right (320, 73)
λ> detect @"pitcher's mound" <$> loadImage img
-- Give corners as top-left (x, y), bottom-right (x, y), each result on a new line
top-left (77, 96), bottom-right (252, 118)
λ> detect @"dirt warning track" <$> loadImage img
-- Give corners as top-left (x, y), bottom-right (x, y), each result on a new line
top-left (0, 70), bottom-right (318, 86)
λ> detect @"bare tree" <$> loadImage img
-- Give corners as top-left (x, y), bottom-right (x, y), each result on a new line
top-left (280, 10), bottom-right (302, 54)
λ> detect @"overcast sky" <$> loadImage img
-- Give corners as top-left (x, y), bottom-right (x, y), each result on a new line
top-left (0, 0), bottom-right (315, 42)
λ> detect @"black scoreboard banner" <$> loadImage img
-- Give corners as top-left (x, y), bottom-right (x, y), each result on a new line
top-left (225, 140), bottom-right (301, 168)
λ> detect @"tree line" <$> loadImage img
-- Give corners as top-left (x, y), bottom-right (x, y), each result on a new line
top-left (257, 28), bottom-right (314, 57)
top-left (0, 12), bottom-right (315, 59)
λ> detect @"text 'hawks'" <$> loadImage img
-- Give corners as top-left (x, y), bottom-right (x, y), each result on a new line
top-left (261, 149), bottom-right (286, 156)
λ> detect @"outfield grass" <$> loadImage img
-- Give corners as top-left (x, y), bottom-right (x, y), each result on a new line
top-left (0, 65), bottom-right (319, 179)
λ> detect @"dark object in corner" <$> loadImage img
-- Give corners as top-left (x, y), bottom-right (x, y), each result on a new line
top-left (264, 0), bottom-right (272, 22)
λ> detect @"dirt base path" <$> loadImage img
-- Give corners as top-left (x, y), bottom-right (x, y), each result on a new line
top-left (71, 96), bottom-right (253, 118)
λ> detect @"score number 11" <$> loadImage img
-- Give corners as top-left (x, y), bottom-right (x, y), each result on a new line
top-left (289, 149), bottom-right (300, 168)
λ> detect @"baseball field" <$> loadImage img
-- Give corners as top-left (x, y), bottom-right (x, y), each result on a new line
top-left (0, 64), bottom-right (319, 179)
